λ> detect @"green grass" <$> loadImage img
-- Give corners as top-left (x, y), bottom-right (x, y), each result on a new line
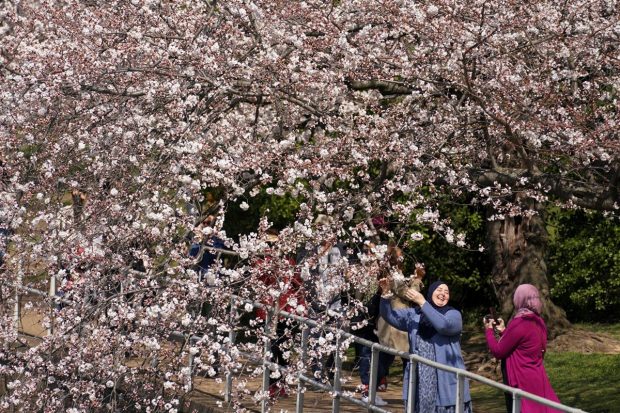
top-left (469, 381), bottom-right (506, 413)
top-left (546, 352), bottom-right (620, 413)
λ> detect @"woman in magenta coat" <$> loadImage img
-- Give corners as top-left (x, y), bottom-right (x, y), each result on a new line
top-left (484, 284), bottom-right (561, 413)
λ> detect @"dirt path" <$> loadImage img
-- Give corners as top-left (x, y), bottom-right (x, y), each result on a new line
top-left (188, 373), bottom-right (407, 413)
top-left (547, 327), bottom-right (620, 353)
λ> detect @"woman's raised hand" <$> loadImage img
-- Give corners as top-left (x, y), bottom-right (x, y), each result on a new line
top-left (483, 316), bottom-right (506, 333)
top-left (404, 288), bottom-right (426, 306)
top-left (378, 277), bottom-right (390, 296)
top-left (495, 318), bottom-right (506, 333)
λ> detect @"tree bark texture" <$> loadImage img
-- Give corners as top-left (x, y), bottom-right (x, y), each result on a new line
top-left (486, 213), bottom-right (571, 338)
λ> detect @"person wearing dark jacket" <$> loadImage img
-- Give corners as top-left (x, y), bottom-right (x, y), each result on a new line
top-left (188, 215), bottom-right (226, 284)
top-left (352, 290), bottom-right (393, 406)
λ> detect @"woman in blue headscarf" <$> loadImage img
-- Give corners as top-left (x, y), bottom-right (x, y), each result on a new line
top-left (379, 278), bottom-right (473, 413)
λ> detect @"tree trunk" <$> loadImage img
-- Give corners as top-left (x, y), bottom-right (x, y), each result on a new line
top-left (486, 211), bottom-right (571, 338)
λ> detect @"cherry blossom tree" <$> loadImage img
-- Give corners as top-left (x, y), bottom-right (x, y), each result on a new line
top-left (1, 0), bottom-right (618, 410)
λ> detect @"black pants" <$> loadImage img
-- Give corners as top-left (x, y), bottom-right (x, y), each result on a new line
top-left (269, 321), bottom-right (290, 386)
top-left (502, 359), bottom-right (513, 413)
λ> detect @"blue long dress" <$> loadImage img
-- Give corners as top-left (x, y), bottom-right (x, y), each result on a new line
top-left (379, 298), bottom-right (473, 412)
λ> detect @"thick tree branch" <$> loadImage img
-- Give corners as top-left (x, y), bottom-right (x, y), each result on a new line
top-left (473, 167), bottom-right (619, 211)
top-left (347, 79), bottom-right (413, 95)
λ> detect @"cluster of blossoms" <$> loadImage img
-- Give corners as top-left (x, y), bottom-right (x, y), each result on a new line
top-left (0, 0), bottom-right (618, 410)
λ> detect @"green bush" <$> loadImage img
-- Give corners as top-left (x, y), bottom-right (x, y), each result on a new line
top-left (547, 209), bottom-right (620, 321)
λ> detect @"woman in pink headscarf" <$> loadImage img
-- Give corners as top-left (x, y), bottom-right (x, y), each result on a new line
top-left (484, 284), bottom-right (561, 413)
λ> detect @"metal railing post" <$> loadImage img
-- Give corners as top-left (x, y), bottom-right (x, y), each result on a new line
top-left (367, 344), bottom-right (380, 411)
top-left (48, 274), bottom-right (55, 335)
top-left (331, 334), bottom-right (342, 413)
top-left (14, 260), bottom-right (23, 336)
top-left (188, 335), bottom-right (194, 392)
top-left (513, 393), bottom-right (522, 413)
top-left (261, 310), bottom-right (272, 413)
top-left (406, 357), bottom-right (417, 413)
top-left (295, 326), bottom-right (310, 413)
top-left (456, 372), bottom-right (465, 413)
top-left (225, 296), bottom-right (237, 403)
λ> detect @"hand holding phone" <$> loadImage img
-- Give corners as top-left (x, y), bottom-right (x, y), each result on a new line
top-left (483, 308), bottom-right (505, 332)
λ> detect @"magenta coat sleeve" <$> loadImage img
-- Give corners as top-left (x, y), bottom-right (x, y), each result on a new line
top-left (485, 319), bottom-right (524, 359)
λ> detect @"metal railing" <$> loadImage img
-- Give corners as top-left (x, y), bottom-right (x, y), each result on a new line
top-left (214, 294), bottom-right (588, 413)
top-left (9, 250), bottom-right (588, 413)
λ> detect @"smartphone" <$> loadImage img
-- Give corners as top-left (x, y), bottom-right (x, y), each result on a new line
top-left (484, 307), bottom-right (498, 324)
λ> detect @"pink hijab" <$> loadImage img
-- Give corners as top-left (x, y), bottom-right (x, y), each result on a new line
top-left (513, 284), bottom-right (543, 317)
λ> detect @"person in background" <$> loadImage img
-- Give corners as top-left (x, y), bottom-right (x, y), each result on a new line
top-left (375, 244), bottom-right (420, 392)
top-left (350, 242), bottom-right (391, 407)
top-left (379, 278), bottom-right (473, 413)
top-left (254, 229), bottom-right (306, 400)
top-left (484, 284), bottom-right (561, 413)
top-left (297, 215), bottom-right (348, 384)
top-left (189, 215), bottom-right (226, 285)
top-left (0, 227), bottom-right (11, 269)
top-left (188, 215), bottom-right (227, 324)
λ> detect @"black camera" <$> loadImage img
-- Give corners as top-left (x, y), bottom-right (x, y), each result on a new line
top-left (484, 307), bottom-right (499, 324)
top-left (483, 314), bottom-right (496, 324)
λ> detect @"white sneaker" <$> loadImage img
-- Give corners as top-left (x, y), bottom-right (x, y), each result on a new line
top-left (362, 394), bottom-right (388, 407)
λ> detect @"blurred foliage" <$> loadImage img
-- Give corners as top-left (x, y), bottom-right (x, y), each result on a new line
top-left (223, 189), bottom-right (301, 239)
top-left (18, 143), bottom-right (42, 159)
top-left (401, 202), bottom-right (495, 312)
top-left (547, 208), bottom-right (620, 322)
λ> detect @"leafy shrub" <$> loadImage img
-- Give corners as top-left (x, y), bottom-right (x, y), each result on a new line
top-left (547, 209), bottom-right (620, 321)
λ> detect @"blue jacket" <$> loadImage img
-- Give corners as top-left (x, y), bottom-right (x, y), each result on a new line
top-left (380, 298), bottom-right (471, 405)
top-left (189, 237), bottom-right (226, 273)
